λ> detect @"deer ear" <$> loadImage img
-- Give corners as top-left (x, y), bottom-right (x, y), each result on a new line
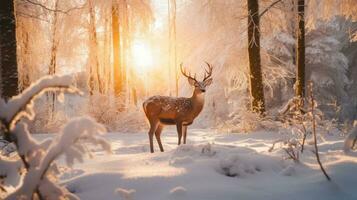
top-left (204, 78), bottom-right (212, 86)
top-left (188, 77), bottom-right (196, 86)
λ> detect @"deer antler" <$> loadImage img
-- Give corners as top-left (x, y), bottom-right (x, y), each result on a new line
top-left (203, 62), bottom-right (213, 81)
top-left (180, 63), bottom-right (198, 82)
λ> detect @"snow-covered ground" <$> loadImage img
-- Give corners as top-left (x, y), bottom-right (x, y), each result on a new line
top-left (38, 128), bottom-right (357, 200)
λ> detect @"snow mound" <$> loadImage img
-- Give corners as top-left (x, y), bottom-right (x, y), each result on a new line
top-left (172, 143), bottom-right (217, 157)
top-left (169, 156), bottom-right (195, 165)
top-left (218, 153), bottom-right (285, 178)
top-left (169, 186), bottom-right (187, 199)
top-left (280, 164), bottom-right (296, 176)
top-left (115, 187), bottom-right (136, 200)
top-left (344, 126), bottom-right (357, 153)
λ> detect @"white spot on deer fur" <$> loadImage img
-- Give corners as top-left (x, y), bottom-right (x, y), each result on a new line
top-left (163, 104), bottom-right (171, 111)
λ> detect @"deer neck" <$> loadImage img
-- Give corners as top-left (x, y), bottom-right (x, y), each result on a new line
top-left (190, 90), bottom-right (205, 116)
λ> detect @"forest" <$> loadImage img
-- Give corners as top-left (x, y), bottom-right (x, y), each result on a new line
top-left (1, 0), bottom-right (357, 199)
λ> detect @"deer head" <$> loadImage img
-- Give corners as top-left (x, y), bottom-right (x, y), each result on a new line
top-left (180, 62), bottom-right (213, 94)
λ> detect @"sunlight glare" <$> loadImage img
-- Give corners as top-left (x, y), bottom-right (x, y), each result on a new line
top-left (131, 40), bottom-right (154, 72)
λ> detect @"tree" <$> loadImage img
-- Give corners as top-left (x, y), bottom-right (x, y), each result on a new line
top-left (168, 0), bottom-right (178, 97)
top-left (247, 0), bottom-right (265, 114)
top-left (48, 0), bottom-right (60, 114)
top-left (88, 0), bottom-right (103, 95)
top-left (295, 0), bottom-right (305, 98)
top-left (112, 0), bottom-right (122, 97)
top-left (0, 0), bottom-right (18, 100)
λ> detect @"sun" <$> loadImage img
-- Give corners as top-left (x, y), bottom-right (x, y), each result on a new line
top-left (131, 40), bottom-right (153, 72)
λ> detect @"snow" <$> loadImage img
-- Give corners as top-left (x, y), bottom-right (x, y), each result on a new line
top-left (28, 129), bottom-right (356, 200)
top-left (344, 122), bottom-right (357, 152)
top-left (115, 187), bottom-right (136, 200)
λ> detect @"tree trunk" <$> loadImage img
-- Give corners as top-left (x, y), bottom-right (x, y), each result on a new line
top-left (0, 0), bottom-right (18, 100)
top-left (295, 0), bottom-right (305, 98)
top-left (247, 0), bottom-right (265, 114)
top-left (122, 0), bottom-right (129, 105)
top-left (290, 0), bottom-right (296, 66)
top-left (172, 0), bottom-right (178, 97)
top-left (49, 0), bottom-right (59, 114)
top-left (167, 0), bottom-right (172, 96)
top-left (88, 0), bottom-right (103, 94)
top-left (112, 0), bottom-right (122, 96)
top-left (103, 14), bottom-right (111, 94)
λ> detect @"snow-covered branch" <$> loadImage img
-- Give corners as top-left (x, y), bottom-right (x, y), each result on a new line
top-left (0, 75), bottom-right (81, 131)
top-left (0, 75), bottom-right (111, 199)
top-left (6, 117), bottom-right (110, 199)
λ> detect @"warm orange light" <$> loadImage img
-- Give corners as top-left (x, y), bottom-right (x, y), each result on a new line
top-left (131, 40), bottom-right (153, 72)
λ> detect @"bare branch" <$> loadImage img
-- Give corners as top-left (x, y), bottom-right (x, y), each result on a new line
top-left (259, 0), bottom-right (284, 18)
top-left (16, 11), bottom-right (50, 22)
top-left (21, 0), bottom-right (87, 14)
top-left (309, 82), bottom-right (331, 181)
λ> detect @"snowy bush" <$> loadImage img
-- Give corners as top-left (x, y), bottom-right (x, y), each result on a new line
top-left (267, 16), bottom-right (357, 121)
top-left (86, 93), bottom-right (147, 132)
top-left (0, 75), bottom-right (111, 199)
top-left (344, 121), bottom-right (357, 152)
top-left (87, 93), bottom-right (120, 131)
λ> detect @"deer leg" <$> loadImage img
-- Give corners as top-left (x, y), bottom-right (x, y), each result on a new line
top-left (148, 120), bottom-right (159, 153)
top-left (176, 122), bottom-right (183, 145)
top-left (155, 124), bottom-right (164, 152)
top-left (183, 125), bottom-right (188, 144)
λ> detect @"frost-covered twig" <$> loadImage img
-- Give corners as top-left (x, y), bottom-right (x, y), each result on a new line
top-left (309, 82), bottom-right (331, 181)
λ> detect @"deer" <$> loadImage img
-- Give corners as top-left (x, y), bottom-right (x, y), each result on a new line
top-left (143, 62), bottom-right (213, 153)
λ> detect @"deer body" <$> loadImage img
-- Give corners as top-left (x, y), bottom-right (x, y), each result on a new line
top-left (143, 63), bottom-right (213, 153)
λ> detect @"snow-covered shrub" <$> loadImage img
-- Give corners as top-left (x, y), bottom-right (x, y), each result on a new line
top-left (218, 153), bottom-right (285, 178)
top-left (87, 93), bottom-right (120, 131)
top-left (268, 16), bottom-right (357, 121)
top-left (0, 75), bottom-right (111, 199)
top-left (30, 98), bottom-right (70, 133)
top-left (86, 93), bottom-right (147, 132)
top-left (344, 121), bottom-right (357, 152)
